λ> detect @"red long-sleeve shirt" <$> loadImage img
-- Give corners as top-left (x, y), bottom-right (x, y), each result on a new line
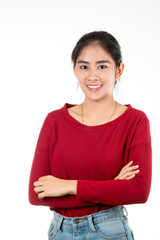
top-left (28, 103), bottom-right (152, 217)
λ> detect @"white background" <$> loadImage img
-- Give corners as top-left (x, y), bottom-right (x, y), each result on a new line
top-left (0, 0), bottom-right (160, 239)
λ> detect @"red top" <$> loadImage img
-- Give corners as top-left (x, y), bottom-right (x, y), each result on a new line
top-left (28, 103), bottom-right (152, 217)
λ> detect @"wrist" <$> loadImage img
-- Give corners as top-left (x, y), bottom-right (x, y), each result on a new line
top-left (68, 180), bottom-right (77, 195)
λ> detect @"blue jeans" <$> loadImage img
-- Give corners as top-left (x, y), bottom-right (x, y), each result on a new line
top-left (48, 206), bottom-right (135, 240)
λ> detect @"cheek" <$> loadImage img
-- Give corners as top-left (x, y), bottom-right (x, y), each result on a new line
top-left (102, 71), bottom-right (116, 82)
top-left (76, 72), bottom-right (87, 83)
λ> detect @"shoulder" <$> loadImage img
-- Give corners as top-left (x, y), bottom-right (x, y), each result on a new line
top-left (47, 104), bottom-right (67, 118)
top-left (127, 105), bottom-right (151, 134)
top-left (42, 105), bottom-right (66, 126)
top-left (130, 105), bottom-right (149, 121)
top-left (47, 108), bottom-right (62, 118)
top-left (128, 106), bottom-right (151, 146)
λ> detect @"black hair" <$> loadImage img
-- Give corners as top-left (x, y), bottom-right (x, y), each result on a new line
top-left (71, 31), bottom-right (122, 69)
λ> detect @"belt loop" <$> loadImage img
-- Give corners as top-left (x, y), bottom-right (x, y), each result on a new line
top-left (87, 215), bottom-right (97, 233)
top-left (122, 206), bottom-right (128, 218)
top-left (56, 215), bottom-right (63, 232)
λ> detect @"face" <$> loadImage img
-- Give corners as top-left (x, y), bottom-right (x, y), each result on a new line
top-left (74, 44), bottom-right (124, 101)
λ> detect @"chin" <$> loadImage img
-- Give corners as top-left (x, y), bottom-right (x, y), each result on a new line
top-left (85, 94), bottom-right (107, 102)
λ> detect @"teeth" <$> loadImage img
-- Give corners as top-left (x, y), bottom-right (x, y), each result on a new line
top-left (88, 85), bottom-right (101, 89)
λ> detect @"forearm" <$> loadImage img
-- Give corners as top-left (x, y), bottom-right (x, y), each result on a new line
top-left (29, 182), bottom-right (95, 209)
top-left (29, 175), bottom-right (96, 208)
top-left (29, 191), bottom-right (94, 209)
top-left (76, 177), bottom-right (150, 205)
top-left (76, 144), bottom-right (152, 205)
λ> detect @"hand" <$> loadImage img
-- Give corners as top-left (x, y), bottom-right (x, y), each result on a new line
top-left (114, 161), bottom-right (140, 180)
top-left (33, 175), bottom-right (77, 199)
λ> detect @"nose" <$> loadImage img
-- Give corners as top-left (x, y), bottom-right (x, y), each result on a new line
top-left (89, 76), bottom-right (99, 81)
top-left (87, 69), bottom-right (99, 81)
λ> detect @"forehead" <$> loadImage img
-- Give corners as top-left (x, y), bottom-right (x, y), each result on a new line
top-left (77, 43), bottom-right (113, 62)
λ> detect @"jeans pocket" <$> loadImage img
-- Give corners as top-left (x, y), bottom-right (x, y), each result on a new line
top-left (93, 217), bottom-right (127, 240)
top-left (48, 218), bottom-right (58, 240)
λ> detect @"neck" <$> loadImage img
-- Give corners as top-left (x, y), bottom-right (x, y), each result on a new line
top-left (82, 96), bottom-right (117, 118)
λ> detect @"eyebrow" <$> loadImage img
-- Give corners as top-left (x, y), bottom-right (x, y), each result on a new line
top-left (77, 60), bottom-right (111, 64)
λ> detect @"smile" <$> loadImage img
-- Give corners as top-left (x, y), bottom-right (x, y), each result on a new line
top-left (87, 84), bottom-right (103, 92)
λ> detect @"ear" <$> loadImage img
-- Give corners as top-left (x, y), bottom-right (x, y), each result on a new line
top-left (115, 63), bottom-right (125, 80)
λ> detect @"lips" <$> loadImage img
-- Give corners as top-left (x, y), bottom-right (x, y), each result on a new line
top-left (87, 84), bottom-right (103, 92)
top-left (87, 84), bottom-right (103, 88)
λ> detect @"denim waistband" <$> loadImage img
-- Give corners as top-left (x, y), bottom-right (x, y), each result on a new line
top-left (53, 206), bottom-right (128, 232)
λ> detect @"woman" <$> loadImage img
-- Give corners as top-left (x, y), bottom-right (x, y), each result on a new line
top-left (28, 31), bottom-right (152, 240)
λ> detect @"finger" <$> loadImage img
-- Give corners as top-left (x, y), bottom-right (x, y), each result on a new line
top-left (38, 192), bottom-right (45, 199)
top-left (114, 161), bottom-right (138, 180)
top-left (120, 165), bottom-right (139, 175)
top-left (129, 165), bottom-right (139, 170)
top-left (132, 169), bottom-right (140, 174)
top-left (34, 186), bottom-right (44, 194)
top-left (119, 169), bottom-right (140, 179)
top-left (123, 169), bottom-right (140, 178)
top-left (128, 160), bottom-right (133, 166)
top-left (127, 170), bottom-right (140, 179)
top-left (122, 161), bottom-right (133, 170)
top-left (124, 167), bottom-right (140, 176)
top-left (126, 174), bottom-right (135, 180)
top-left (33, 181), bottom-right (43, 187)
top-left (117, 161), bottom-right (134, 177)
top-left (38, 176), bottom-right (47, 181)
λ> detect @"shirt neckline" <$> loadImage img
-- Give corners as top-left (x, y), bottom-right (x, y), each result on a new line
top-left (62, 102), bottom-right (132, 130)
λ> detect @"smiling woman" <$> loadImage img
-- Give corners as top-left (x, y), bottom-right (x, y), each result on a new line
top-left (73, 43), bottom-right (124, 108)
top-left (28, 31), bottom-right (152, 240)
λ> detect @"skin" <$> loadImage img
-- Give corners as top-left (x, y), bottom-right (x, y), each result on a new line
top-left (34, 43), bottom-right (140, 199)
top-left (73, 43), bottom-right (125, 125)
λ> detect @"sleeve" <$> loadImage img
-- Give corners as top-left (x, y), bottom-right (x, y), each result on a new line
top-left (28, 113), bottom-right (95, 209)
top-left (76, 114), bottom-right (152, 206)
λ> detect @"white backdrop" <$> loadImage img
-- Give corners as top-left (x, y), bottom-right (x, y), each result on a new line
top-left (0, 0), bottom-right (160, 239)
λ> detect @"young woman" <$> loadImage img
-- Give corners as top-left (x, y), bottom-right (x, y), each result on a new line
top-left (29, 31), bottom-right (152, 240)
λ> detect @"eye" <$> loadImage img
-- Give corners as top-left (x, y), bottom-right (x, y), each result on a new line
top-left (98, 65), bottom-right (107, 69)
top-left (80, 65), bottom-right (88, 70)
